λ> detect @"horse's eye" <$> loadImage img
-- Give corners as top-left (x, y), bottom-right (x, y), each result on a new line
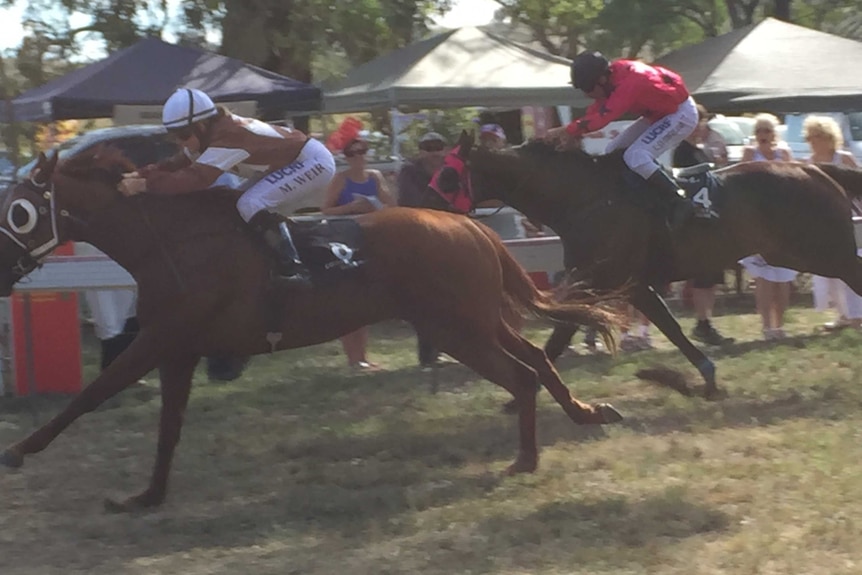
top-left (8, 199), bottom-right (38, 234)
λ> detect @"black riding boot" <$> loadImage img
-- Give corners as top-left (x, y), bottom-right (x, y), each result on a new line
top-left (646, 168), bottom-right (694, 231)
top-left (248, 211), bottom-right (312, 288)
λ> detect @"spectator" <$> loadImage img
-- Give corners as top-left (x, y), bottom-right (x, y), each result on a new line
top-left (702, 117), bottom-right (729, 166)
top-left (804, 115), bottom-right (862, 330)
top-left (672, 103), bottom-right (734, 346)
top-left (84, 287), bottom-right (138, 369)
top-left (396, 132), bottom-right (447, 208)
top-left (322, 137), bottom-right (395, 370)
top-left (619, 305), bottom-right (654, 351)
top-left (739, 113), bottom-right (795, 340)
top-left (396, 131), bottom-right (449, 368)
top-left (476, 110), bottom-right (505, 146)
top-left (474, 111), bottom-right (509, 209)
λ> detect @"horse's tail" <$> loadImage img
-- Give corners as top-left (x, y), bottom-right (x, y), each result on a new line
top-left (816, 163), bottom-right (862, 200)
top-left (475, 222), bottom-right (622, 351)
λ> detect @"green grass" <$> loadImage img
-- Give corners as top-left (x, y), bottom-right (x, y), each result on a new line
top-left (2, 304), bottom-right (862, 574)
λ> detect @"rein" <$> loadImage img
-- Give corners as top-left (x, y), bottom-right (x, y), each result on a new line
top-left (133, 198), bottom-right (188, 293)
top-left (469, 149), bottom-right (613, 228)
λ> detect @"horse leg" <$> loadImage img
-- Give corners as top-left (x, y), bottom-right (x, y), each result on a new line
top-left (630, 284), bottom-right (721, 399)
top-left (544, 324), bottom-right (579, 362)
top-left (499, 323), bottom-right (579, 415)
top-left (105, 354), bottom-right (199, 513)
top-left (499, 323), bottom-right (622, 425)
top-left (0, 332), bottom-right (162, 468)
top-left (440, 334), bottom-right (541, 474)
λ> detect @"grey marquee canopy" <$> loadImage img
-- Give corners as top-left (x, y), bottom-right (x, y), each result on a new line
top-left (655, 18), bottom-right (862, 113)
top-left (323, 26), bottom-right (590, 112)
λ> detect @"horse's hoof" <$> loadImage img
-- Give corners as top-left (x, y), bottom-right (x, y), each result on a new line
top-left (103, 493), bottom-right (162, 514)
top-left (0, 450), bottom-right (23, 468)
top-left (597, 403), bottom-right (623, 424)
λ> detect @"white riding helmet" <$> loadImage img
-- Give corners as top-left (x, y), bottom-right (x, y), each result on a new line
top-left (162, 88), bottom-right (218, 129)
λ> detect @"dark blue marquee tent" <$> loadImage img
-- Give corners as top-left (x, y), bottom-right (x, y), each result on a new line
top-left (3, 37), bottom-right (321, 122)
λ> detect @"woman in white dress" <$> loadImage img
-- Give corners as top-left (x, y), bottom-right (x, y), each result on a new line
top-left (739, 113), bottom-right (795, 340)
top-left (804, 115), bottom-right (862, 330)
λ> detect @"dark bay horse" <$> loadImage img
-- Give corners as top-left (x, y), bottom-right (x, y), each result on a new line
top-left (0, 148), bottom-right (623, 511)
top-left (441, 131), bottom-right (862, 399)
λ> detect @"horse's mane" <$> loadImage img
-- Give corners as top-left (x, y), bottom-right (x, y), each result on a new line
top-left (58, 145), bottom-right (136, 186)
top-left (57, 145), bottom-right (242, 207)
top-left (816, 162), bottom-right (862, 201)
top-left (509, 139), bottom-right (624, 170)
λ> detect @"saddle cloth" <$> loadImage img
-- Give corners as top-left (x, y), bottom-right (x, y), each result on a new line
top-left (673, 163), bottom-right (723, 219)
top-left (289, 217), bottom-right (365, 284)
top-left (619, 164), bottom-right (723, 220)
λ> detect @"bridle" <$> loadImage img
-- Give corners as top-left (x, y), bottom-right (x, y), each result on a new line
top-left (0, 174), bottom-right (63, 278)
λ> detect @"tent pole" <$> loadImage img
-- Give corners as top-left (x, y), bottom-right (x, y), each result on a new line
top-left (390, 107), bottom-right (400, 160)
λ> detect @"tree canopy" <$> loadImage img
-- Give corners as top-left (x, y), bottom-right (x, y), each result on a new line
top-left (492, 0), bottom-right (862, 59)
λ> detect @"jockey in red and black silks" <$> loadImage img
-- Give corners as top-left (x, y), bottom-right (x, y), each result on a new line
top-left (428, 145), bottom-right (472, 214)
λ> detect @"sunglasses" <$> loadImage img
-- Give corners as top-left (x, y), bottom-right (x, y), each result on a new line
top-left (419, 141), bottom-right (445, 152)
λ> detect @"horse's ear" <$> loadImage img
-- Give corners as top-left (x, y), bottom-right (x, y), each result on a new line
top-left (31, 151), bottom-right (58, 187)
top-left (457, 130), bottom-right (474, 159)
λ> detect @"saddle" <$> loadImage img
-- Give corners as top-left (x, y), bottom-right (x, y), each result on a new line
top-left (288, 217), bottom-right (365, 286)
top-left (619, 163), bottom-right (724, 221)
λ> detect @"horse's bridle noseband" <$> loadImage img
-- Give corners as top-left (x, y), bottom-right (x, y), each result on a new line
top-left (0, 175), bottom-right (63, 278)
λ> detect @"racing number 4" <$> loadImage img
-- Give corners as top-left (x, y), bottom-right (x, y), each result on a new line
top-left (692, 187), bottom-right (711, 210)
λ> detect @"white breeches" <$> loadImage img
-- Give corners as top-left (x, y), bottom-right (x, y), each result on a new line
top-left (605, 96), bottom-right (698, 179)
top-left (236, 138), bottom-right (336, 221)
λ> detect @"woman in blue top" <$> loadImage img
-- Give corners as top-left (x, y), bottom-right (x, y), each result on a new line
top-left (322, 137), bottom-right (396, 370)
top-left (322, 138), bottom-right (395, 216)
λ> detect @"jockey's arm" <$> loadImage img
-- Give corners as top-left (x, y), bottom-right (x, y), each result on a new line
top-left (146, 144), bottom-right (258, 195)
top-left (136, 149), bottom-right (194, 178)
top-left (565, 86), bottom-right (636, 138)
top-left (144, 162), bottom-right (222, 195)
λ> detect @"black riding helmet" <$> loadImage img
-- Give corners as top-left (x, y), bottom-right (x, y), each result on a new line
top-left (570, 51), bottom-right (610, 92)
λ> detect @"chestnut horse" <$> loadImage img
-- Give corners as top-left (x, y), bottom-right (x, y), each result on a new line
top-left (0, 148), bottom-right (622, 512)
top-left (437, 131), bottom-right (862, 399)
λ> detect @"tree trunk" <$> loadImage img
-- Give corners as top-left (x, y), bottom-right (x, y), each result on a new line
top-left (220, 0), bottom-right (312, 130)
top-left (725, 0), bottom-right (761, 28)
top-left (773, 0), bottom-right (792, 21)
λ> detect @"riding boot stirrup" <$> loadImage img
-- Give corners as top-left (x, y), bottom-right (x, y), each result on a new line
top-left (249, 212), bottom-right (312, 288)
top-left (274, 221), bottom-right (312, 288)
top-left (646, 169), bottom-right (694, 231)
